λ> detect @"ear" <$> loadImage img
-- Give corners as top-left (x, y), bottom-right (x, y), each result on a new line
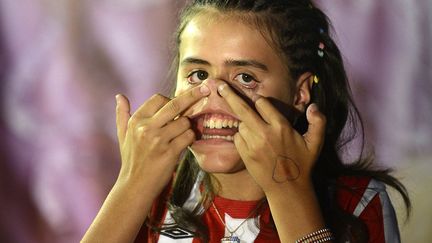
top-left (293, 72), bottom-right (313, 112)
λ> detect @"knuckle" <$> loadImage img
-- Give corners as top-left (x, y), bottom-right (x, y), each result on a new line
top-left (182, 129), bottom-right (194, 140)
top-left (178, 116), bottom-right (191, 127)
top-left (247, 150), bottom-right (259, 161)
top-left (183, 130), bottom-right (195, 143)
top-left (151, 93), bottom-right (165, 102)
top-left (150, 93), bottom-right (161, 99)
top-left (152, 134), bottom-right (163, 144)
top-left (167, 100), bottom-right (181, 114)
top-left (151, 93), bottom-right (170, 107)
top-left (249, 141), bottom-right (260, 152)
top-left (136, 125), bottom-right (146, 135)
top-left (136, 124), bottom-right (151, 136)
top-left (187, 129), bottom-right (195, 138)
top-left (261, 132), bottom-right (271, 142)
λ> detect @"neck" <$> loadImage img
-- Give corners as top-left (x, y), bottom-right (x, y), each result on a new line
top-left (211, 169), bottom-right (265, 201)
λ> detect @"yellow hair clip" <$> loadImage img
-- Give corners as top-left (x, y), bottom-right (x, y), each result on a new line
top-left (313, 75), bottom-right (319, 84)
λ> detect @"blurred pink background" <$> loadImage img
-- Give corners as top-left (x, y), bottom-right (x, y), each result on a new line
top-left (1, 0), bottom-right (431, 242)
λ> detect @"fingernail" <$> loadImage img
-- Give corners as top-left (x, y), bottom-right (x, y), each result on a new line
top-left (217, 84), bottom-right (226, 96)
top-left (309, 103), bottom-right (318, 113)
top-left (253, 95), bottom-right (264, 104)
top-left (200, 84), bottom-right (210, 95)
top-left (115, 94), bottom-right (120, 105)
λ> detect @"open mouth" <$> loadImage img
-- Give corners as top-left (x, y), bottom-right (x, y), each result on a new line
top-left (191, 113), bottom-right (239, 142)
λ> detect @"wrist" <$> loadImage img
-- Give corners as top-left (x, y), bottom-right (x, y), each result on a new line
top-left (265, 179), bottom-right (326, 238)
top-left (117, 160), bottom-right (175, 197)
top-left (263, 175), bottom-right (314, 197)
top-left (115, 170), bottom-right (166, 203)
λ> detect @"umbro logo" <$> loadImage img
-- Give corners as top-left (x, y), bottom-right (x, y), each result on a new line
top-left (160, 226), bottom-right (195, 239)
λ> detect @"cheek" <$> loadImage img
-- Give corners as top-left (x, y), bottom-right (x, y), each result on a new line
top-left (224, 82), bottom-right (261, 107)
top-left (259, 81), bottom-right (293, 104)
top-left (174, 81), bottom-right (197, 116)
top-left (175, 80), bottom-right (191, 96)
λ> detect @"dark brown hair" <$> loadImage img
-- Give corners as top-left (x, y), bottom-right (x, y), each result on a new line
top-left (154, 1), bottom-right (411, 242)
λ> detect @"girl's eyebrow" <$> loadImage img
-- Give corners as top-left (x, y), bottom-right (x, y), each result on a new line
top-left (181, 57), bottom-right (210, 66)
top-left (180, 57), bottom-right (269, 72)
top-left (224, 58), bottom-right (268, 72)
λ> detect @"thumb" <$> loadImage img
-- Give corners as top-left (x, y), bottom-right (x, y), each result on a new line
top-left (303, 103), bottom-right (326, 155)
top-left (115, 94), bottom-right (131, 147)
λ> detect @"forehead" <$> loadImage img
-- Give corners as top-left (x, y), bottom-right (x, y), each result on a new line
top-left (179, 12), bottom-right (282, 66)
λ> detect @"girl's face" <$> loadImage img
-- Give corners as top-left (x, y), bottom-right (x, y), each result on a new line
top-left (176, 13), bottom-right (294, 173)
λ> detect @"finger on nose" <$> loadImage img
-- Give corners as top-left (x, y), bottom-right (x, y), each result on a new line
top-left (199, 84), bottom-right (210, 95)
top-left (202, 79), bottom-right (227, 95)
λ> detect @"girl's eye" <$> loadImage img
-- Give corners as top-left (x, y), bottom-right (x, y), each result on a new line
top-left (187, 70), bottom-right (208, 84)
top-left (234, 73), bottom-right (258, 89)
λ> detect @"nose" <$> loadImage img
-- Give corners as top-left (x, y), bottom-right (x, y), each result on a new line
top-left (202, 79), bottom-right (226, 98)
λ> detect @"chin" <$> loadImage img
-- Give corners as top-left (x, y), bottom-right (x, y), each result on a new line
top-left (189, 141), bottom-right (245, 173)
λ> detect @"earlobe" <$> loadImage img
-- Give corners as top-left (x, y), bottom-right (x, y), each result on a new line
top-left (293, 72), bottom-right (313, 112)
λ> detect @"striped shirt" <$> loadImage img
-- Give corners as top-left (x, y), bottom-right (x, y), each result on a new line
top-left (135, 176), bottom-right (400, 243)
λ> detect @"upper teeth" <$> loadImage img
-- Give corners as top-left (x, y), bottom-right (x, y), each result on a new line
top-left (205, 118), bottom-right (239, 129)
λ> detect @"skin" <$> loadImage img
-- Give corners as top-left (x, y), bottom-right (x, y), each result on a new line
top-left (177, 13), bottom-right (328, 242)
top-left (82, 11), bottom-right (328, 243)
top-left (176, 14), bottom-right (316, 195)
top-left (176, 15), bottom-right (293, 176)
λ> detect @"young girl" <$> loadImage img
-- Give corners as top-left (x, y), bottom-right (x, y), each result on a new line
top-left (82, 0), bottom-right (410, 242)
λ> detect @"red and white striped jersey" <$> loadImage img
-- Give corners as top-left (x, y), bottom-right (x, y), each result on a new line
top-left (135, 176), bottom-right (400, 243)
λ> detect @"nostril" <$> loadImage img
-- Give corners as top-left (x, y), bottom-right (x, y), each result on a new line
top-left (202, 79), bottom-right (219, 92)
top-left (202, 79), bottom-right (229, 97)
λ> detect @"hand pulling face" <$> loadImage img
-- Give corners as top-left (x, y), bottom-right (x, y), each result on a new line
top-left (225, 83), bottom-right (307, 134)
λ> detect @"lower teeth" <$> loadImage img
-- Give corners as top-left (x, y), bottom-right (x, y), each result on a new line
top-left (202, 134), bottom-right (234, 141)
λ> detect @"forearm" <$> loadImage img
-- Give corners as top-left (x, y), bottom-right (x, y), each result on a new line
top-left (81, 177), bottom-right (158, 243)
top-left (265, 181), bottom-right (327, 243)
